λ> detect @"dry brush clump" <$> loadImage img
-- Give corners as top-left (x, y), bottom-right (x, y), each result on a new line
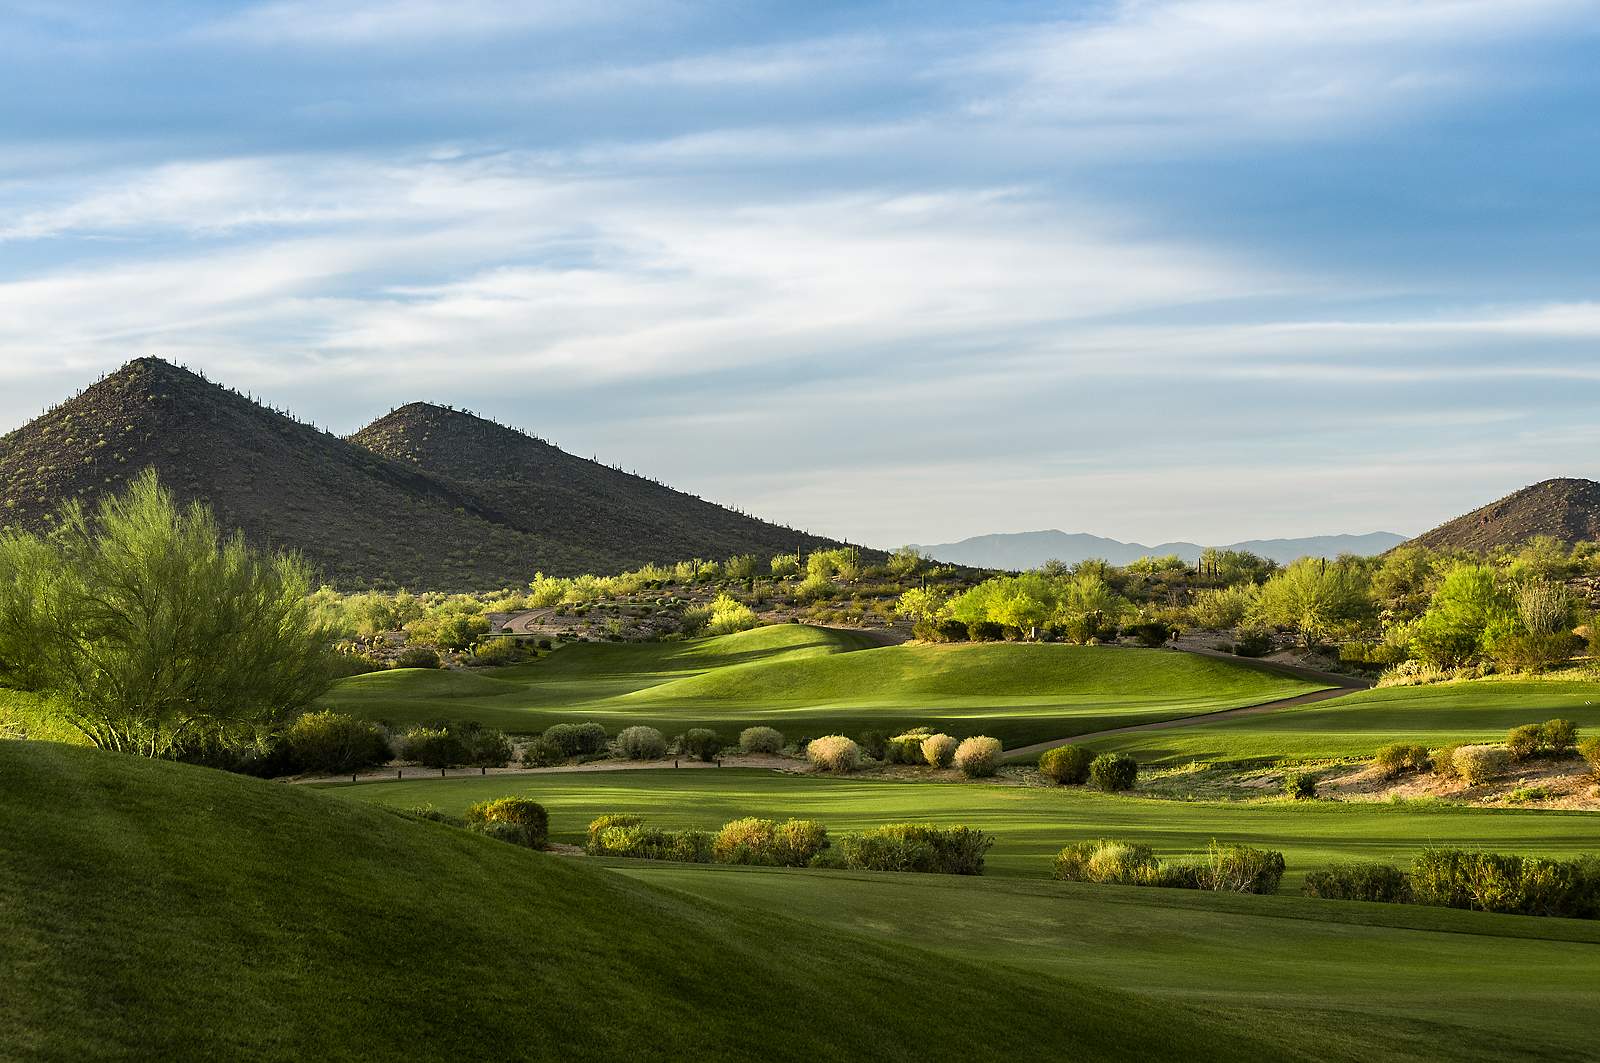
top-left (921, 733), bottom-right (958, 768)
top-left (617, 725), bottom-right (666, 760)
top-left (711, 818), bottom-right (829, 867)
top-left (738, 726), bottom-right (785, 755)
top-left (1038, 745), bottom-right (1092, 785)
top-left (464, 797), bottom-right (548, 849)
top-left (954, 736), bottom-right (1002, 778)
top-left (807, 735), bottom-right (862, 773)
top-left (1451, 744), bottom-right (1511, 785)
top-left (1053, 839), bottom-right (1284, 895)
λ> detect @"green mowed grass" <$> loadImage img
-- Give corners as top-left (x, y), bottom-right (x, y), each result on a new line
top-left (1091, 677), bottom-right (1600, 765)
top-left (323, 627), bottom-right (1322, 745)
top-left (329, 768), bottom-right (1600, 886)
top-left (621, 863), bottom-right (1600, 1063)
top-left (0, 740), bottom-right (1294, 1062)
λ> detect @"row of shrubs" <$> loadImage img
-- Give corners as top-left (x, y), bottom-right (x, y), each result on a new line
top-left (1039, 746), bottom-right (1138, 791)
top-left (1303, 848), bottom-right (1600, 919)
top-left (1369, 718), bottom-right (1600, 787)
top-left (1053, 839), bottom-right (1286, 894)
top-left (586, 814), bottom-right (992, 875)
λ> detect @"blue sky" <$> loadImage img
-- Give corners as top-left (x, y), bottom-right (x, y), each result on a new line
top-left (3, 1), bottom-right (1600, 548)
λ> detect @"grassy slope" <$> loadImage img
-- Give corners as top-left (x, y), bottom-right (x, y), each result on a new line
top-left (0, 741), bottom-right (1293, 1063)
top-left (623, 864), bottom-right (1600, 1063)
top-left (324, 631), bottom-right (1321, 745)
top-left (331, 768), bottom-right (1600, 886)
top-left (1090, 677), bottom-right (1600, 765)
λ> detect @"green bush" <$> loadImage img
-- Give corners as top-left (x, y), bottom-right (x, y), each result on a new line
top-left (1433, 743), bottom-right (1463, 780)
top-left (1409, 849), bottom-right (1600, 918)
top-left (711, 818), bottom-right (830, 867)
top-left (1207, 842), bottom-right (1286, 894)
top-left (738, 726), bottom-right (784, 755)
top-left (1125, 621), bottom-right (1173, 647)
top-left (1579, 736), bottom-right (1600, 778)
top-left (394, 646), bottom-right (441, 669)
top-left (463, 728), bottom-right (514, 768)
top-left (588, 817), bottom-right (713, 863)
top-left (1232, 628), bottom-right (1274, 657)
top-left (1282, 771), bottom-right (1317, 800)
top-left (1038, 745), bottom-right (1092, 785)
top-left (617, 725), bottom-right (666, 760)
top-left (1539, 718), bottom-right (1578, 756)
top-left (467, 638), bottom-right (530, 667)
top-left (1374, 742), bottom-right (1429, 778)
top-left (282, 710), bottom-right (391, 775)
top-left (953, 736), bottom-right (1002, 777)
top-left (1453, 744), bottom-right (1510, 785)
top-left (398, 726), bottom-right (467, 768)
top-left (885, 728), bottom-right (933, 765)
top-left (1053, 839), bottom-right (1158, 885)
top-left (807, 735), bottom-right (861, 773)
top-left (1507, 724), bottom-right (1543, 761)
top-left (464, 797), bottom-right (548, 849)
top-left (1089, 753), bottom-right (1138, 792)
top-left (520, 734), bottom-right (565, 767)
top-left (840, 823), bottom-right (993, 875)
top-left (1302, 863), bottom-right (1411, 903)
top-left (855, 730), bottom-right (888, 759)
top-left (920, 733), bottom-right (958, 769)
top-left (682, 728), bottom-right (722, 762)
top-left (585, 813), bottom-right (643, 854)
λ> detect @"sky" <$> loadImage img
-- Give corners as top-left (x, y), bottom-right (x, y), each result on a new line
top-left (3, 1), bottom-right (1600, 549)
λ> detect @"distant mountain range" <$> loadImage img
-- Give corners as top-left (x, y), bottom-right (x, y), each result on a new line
top-left (0, 358), bottom-right (845, 589)
top-left (912, 530), bottom-right (1409, 570)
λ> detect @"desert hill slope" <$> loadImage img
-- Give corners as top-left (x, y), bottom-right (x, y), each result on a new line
top-left (0, 359), bottom-right (838, 588)
top-left (1406, 477), bottom-right (1600, 551)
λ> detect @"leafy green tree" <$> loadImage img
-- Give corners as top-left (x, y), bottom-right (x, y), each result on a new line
top-left (1254, 558), bottom-right (1372, 648)
top-left (1410, 564), bottom-right (1517, 667)
top-left (0, 471), bottom-right (330, 756)
top-left (886, 546), bottom-right (924, 578)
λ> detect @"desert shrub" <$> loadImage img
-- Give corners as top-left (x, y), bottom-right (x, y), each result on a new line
top-left (464, 797), bottom-right (548, 849)
top-left (1089, 752), bottom-right (1138, 792)
top-left (463, 728), bottom-right (514, 768)
top-left (953, 736), bottom-right (1002, 777)
top-left (1453, 744), bottom-right (1510, 785)
top-left (395, 646), bottom-right (441, 669)
top-left (1125, 621), bottom-right (1174, 647)
top-left (520, 734), bottom-right (565, 767)
top-left (1408, 849), bottom-right (1600, 918)
top-left (1038, 744), bottom-right (1093, 785)
top-left (1053, 839), bottom-right (1158, 885)
top-left (1433, 743), bottom-right (1463, 780)
top-left (282, 710), bottom-right (391, 774)
top-left (770, 552), bottom-right (801, 578)
top-left (592, 822), bottom-right (713, 863)
top-left (856, 729), bottom-right (888, 759)
top-left (933, 619), bottom-right (969, 642)
top-left (1232, 627), bottom-right (1274, 657)
top-left (540, 723), bottom-right (583, 756)
top-left (571, 722), bottom-right (608, 755)
top-left (585, 813), bottom-right (644, 853)
top-left (1302, 863), bottom-right (1411, 903)
top-left (1374, 742), bottom-right (1430, 778)
top-left (1207, 842), bottom-right (1286, 894)
top-left (400, 804), bottom-right (461, 826)
top-left (807, 735), bottom-right (862, 773)
top-left (886, 728), bottom-right (934, 764)
top-left (1507, 724), bottom-right (1543, 761)
top-left (1579, 736), bottom-right (1600, 778)
top-left (840, 823), bottom-right (992, 875)
top-left (678, 605), bottom-right (712, 637)
top-left (398, 726), bottom-right (467, 768)
top-left (617, 725), bottom-right (667, 760)
top-left (1539, 718), bottom-right (1578, 756)
top-left (921, 733), bottom-right (958, 769)
top-left (967, 620), bottom-right (1005, 641)
top-left (682, 728), bottom-right (722, 762)
top-left (738, 726), bottom-right (784, 754)
top-left (468, 638), bottom-right (529, 667)
top-left (712, 817), bottom-right (830, 867)
top-left (1282, 770), bottom-right (1317, 800)
top-left (705, 594), bottom-right (758, 635)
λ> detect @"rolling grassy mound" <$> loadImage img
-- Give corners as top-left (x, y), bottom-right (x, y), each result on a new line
top-left (1092, 677), bottom-right (1600, 765)
top-left (334, 767), bottom-right (1600, 885)
top-left (323, 637), bottom-right (1321, 744)
top-left (0, 741), bottom-right (1288, 1062)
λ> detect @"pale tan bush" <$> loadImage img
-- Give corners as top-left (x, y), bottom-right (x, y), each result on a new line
top-left (1452, 744), bottom-right (1510, 785)
top-left (807, 735), bottom-right (862, 773)
top-left (921, 733), bottom-right (958, 768)
top-left (953, 736), bottom-right (1002, 778)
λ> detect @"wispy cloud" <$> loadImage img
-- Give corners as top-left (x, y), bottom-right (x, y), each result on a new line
top-left (202, 0), bottom-right (626, 45)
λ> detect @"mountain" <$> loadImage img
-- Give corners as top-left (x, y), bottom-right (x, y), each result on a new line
top-left (912, 529), bottom-right (1407, 570)
top-left (1405, 477), bottom-right (1600, 552)
top-left (0, 358), bottom-right (839, 588)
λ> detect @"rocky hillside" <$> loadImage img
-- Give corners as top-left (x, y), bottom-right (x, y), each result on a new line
top-left (1406, 477), bottom-right (1600, 551)
top-left (0, 359), bottom-right (840, 588)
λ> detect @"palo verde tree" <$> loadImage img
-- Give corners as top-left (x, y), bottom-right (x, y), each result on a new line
top-left (1254, 556), bottom-right (1372, 649)
top-left (0, 470), bottom-right (331, 756)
